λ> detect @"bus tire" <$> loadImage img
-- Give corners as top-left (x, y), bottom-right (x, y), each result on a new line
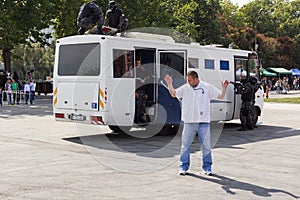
top-left (108, 125), bottom-right (131, 133)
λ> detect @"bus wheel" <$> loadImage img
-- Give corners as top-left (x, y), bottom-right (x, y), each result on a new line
top-left (108, 125), bottom-right (131, 133)
top-left (253, 107), bottom-right (259, 125)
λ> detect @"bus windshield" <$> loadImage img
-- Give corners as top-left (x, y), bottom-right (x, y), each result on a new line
top-left (58, 43), bottom-right (100, 76)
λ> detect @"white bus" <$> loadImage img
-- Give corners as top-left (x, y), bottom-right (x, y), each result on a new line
top-left (53, 32), bottom-right (264, 133)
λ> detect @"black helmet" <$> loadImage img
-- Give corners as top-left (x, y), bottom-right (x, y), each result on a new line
top-left (240, 78), bottom-right (248, 84)
top-left (109, 0), bottom-right (117, 9)
top-left (250, 77), bottom-right (257, 85)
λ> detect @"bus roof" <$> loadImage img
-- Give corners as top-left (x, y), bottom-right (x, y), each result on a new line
top-left (57, 32), bottom-right (253, 54)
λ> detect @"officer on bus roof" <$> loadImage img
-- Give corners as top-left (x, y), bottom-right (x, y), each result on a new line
top-left (77, 0), bottom-right (104, 35)
top-left (104, 0), bottom-right (128, 34)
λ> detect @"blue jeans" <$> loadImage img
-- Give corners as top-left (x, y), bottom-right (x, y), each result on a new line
top-left (180, 123), bottom-right (212, 172)
top-left (7, 93), bottom-right (13, 105)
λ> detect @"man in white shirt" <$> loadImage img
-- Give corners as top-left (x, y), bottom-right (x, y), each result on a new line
top-left (24, 80), bottom-right (31, 105)
top-left (164, 70), bottom-right (229, 176)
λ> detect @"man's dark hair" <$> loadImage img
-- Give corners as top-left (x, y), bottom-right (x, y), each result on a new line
top-left (187, 70), bottom-right (198, 79)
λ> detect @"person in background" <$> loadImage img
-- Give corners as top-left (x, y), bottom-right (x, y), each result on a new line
top-left (0, 72), bottom-right (7, 102)
top-left (24, 80), bottom-right (31, 105)
top-left (0, 71), bottom-right (7, 89)
top-left (164, 70), bottom-right (229, 176)
top-left (29, 80), bottom-right (35, 105)
top-left (249, 77), bottom-right (259, 127)
top-left (11, 79), bottom-right (19, 105)
top-left (12, 71), bottom-right (19, 83)
top-left (77, 0), bottom-right (104, 35)
top-left (0, 86), bottom-right (2, 106)
top-left (5, 79), bottom-right (13, 105)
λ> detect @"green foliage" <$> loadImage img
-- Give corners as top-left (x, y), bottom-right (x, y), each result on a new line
top-left (265, 97), bottom-right (300, 104)
top-left (1, 0), bottom-right (300, 78)
top-left (52, 0), bottom-right (89, 38)
top-left (12, 44), bottom-right (55, 81)
top-left (0, 0), bottom-right (58, 72)
top-left (222, 0), bottom-right (299, 68)
top-left (119, 0), bottom-right (171, 28)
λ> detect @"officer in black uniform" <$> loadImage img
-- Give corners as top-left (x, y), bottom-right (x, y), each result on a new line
top-left (249, 77), bottom-right (259, 128)
top-left (0, 70), bottom-right (7, 106)
top-left (237, 79), bottom-right (254, 131)
top-left (77, 0), bottom-right (104, 35)
top-left (104, 0), bottom-right (128, 34)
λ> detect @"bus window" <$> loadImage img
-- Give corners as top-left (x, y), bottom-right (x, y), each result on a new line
top-left (188, 58), bottom-right (198, 68)
top-left (220, 60), bottom-right (230, 70)
top-left (160, 52), bottom-right (185, 79)
top-left (113, 49), bottom-right (134, 78)
top-left (58, 43), bottom-right (100, 76)
top-left (204, 59), bottom-right (215, 70)
top-left (235, 58), bottom-right (247, 81)
top-left (248, 53), bottom-right (260, 78)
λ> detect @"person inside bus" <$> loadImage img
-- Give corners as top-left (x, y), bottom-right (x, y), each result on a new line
top-left (77, 0), bottom-right (104, 35)
top-left (104, 0), bottom-right (128, 35)
top-left (164, 70), bottom-right (229, 176)
top-left (135, 59), bottom-right (149, 124)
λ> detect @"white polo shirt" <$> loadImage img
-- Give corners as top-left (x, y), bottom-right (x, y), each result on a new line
top-left (175, 81), bottom-right (220, 123)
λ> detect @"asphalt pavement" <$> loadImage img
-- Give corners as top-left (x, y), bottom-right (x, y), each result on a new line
top-left (0, 95), bottom-right (299, 199)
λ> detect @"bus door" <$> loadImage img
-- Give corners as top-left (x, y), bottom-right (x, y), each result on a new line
top-left (134, 48), bottom-right (156, 124)
top-left (108, 49), bottom-right (136, 126)
top-left (157, 50), bottom-right (186, 125)
top-left (232, 56), bottom-right (248, 119)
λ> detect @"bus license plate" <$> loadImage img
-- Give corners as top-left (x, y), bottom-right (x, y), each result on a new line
top-left (70, 114), bottom-right (86, 121)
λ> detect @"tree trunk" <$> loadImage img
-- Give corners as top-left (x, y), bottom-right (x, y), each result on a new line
top-left (3, 49), bottom-right (11, 73)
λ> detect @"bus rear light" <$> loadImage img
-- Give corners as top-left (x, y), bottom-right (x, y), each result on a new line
top-left (91, 116), bottom-right (105, 125)
top-left (55, 113), bottom-right (65, 119)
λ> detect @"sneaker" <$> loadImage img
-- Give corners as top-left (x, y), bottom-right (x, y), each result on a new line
top-left (203, 170), bottom-right (213, 176)
top-left (179, 169), bottom-right (187, 176)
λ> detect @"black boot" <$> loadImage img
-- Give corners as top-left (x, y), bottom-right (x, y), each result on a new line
top-left (238, 126), bottom-right (247, 131)
top-left (78, 28), bottom-right (86, 35)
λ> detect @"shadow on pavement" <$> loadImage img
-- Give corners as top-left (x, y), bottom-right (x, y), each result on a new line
top-left (186, 173), bottom-right (300, 199)
top-left (214, 123), bottom-right (300, 149)
top-left (64, 129), bottom-right (182, 157)
top-left (0, 96), bottom-right (53, 118)
top-left (63, 123), bottom-right (300, 158)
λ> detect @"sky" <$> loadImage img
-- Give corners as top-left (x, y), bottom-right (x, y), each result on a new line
top-left (230, 0), bottom-right (251, 7)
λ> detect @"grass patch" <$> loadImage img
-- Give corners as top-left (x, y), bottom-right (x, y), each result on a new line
top-left (265, 97), bottom-right (300, 104)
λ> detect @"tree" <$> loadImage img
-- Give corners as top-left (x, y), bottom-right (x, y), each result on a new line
top-left (193, 0), bottom-right (222, 44)
top-left (0, 0), bottom-right (58, 72)
top-left (119, 0), bottom-right (171, 29)
top-left (53, 0), bottom-right (89, 38)
top-left (11, 43), bottom-right (55, 81)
